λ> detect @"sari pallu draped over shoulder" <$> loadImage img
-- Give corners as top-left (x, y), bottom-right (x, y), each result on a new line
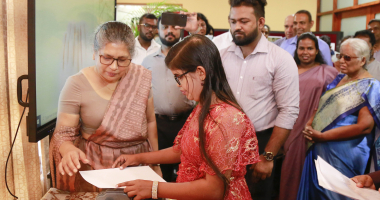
top-left (297, 74), bottom-right (380, 200)
top-left (49, 64), bottom-right (152, 192)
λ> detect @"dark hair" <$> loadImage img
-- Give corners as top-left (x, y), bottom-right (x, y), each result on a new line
top-left (264, 24), bottom-right (270, 32)
top-left (197, 13), bottom-right (211, 34)
top-left (294, 33), bottom-right (326, 65)
top-left (208, 25), bottom-right (215, 36)
top-left (319, 35), bottom-right (331, 47)
top-left (229, 0), bottom-right (267, 18)
top-left (165, 35), bottom-right (243, 197)
top-left (295, 10), bottom-right (312, 22)
top-left (139, 13), bottom-right (157, 24)
top-left (337, 35), bottom-right (353, 52)
top-left (368, 19), bottom-right (380, 25)
top-left (94, 21), bottom-right (135, 57)
top-left (354, 29), bottom-right (376, 47)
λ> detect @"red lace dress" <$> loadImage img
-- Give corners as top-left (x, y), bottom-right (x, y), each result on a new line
top-left (174, 103), bottom-right (260, 199)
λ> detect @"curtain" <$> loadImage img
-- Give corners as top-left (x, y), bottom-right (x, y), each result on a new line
top-left (0, 0), bottom-right (49, 199)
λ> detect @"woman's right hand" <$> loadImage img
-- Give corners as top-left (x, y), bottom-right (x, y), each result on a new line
top-left (112, 154), bottom-right (142, 169)
top-left (58, 147), bottom-right (89, 176)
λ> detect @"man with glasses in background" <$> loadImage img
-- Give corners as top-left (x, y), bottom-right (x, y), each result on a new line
top-left (141, 13), bottom-right (195, 182)
top-left (132, 13), bottom-right (161, 65)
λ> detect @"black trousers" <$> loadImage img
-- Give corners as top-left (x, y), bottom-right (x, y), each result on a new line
top-left (156, 112), bottom-right (190, 182)
top-left (245, 127), bottom-right (282, 200)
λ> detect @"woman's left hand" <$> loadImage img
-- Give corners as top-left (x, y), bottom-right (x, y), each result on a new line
top-left (116, 180), bottom-right (153, 200)
top-left (303, 126), bottom-right (324, 143)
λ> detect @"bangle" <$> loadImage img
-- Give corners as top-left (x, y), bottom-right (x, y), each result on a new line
top-left (152, 181), bottom-right (159, 199)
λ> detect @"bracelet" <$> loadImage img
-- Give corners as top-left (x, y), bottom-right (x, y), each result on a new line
top-left (152, 181), bottom-right (159, 199)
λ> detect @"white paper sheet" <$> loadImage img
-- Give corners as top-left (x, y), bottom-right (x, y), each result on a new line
top-left (315, 156), bottom-right (380, 200)
top-left (79, 166), bottom-right (166, 188)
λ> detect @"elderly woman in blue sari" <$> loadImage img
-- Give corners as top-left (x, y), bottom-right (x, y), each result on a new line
top-left (297, 38), bottom-right (380, 200)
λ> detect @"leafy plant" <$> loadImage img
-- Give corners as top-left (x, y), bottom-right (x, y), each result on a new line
top-left (117, 0), bottom-right (187, 37)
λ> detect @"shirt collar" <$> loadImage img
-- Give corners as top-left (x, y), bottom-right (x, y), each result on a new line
top-left (153, 48), bottom-right (165, 57)
top-left (227, 34), bottom-right (269, 56)
top-left (288, 35), bottom-right (298, 45)
top-left (135, 36), bottom-right (160, 49)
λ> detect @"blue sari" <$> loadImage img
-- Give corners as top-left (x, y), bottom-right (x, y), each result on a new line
top-left (297, 74), bottom-right (380, 200)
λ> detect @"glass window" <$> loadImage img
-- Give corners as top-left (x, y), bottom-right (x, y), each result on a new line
top-left (375, 13), bottom-right (380, 20)
top-left (321, 0), bottom-right (333, 12)
top-left (319, 14), bottom-right (333, 31)
top-left (341, 16), bottom-right (367, 36)
top-left (338, 0), bottom-right (354, 9)
top-left (358, 0), bottom-right (376, 4)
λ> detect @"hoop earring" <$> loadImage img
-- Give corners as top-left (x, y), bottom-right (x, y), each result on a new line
top-left (201, 80), bottom-right (204, 86)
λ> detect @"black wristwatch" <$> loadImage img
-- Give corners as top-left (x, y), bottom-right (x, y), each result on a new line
top-left (263, 151), bottom-right (274, 161)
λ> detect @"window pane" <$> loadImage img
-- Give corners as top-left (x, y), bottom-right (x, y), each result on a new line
top-left (341, 16), bottom-right (367, 36)
top-left (321, 0), bottom-right (333, 12)
top-left (338, 0), bottom-right (354, 9)
top-left (358, 0), bottom-right (376, 4)
top-left (319, 14), bottom-right (333, 31)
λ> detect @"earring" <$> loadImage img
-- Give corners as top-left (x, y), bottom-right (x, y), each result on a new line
top-left (201, 80), bottom-right (204, 86)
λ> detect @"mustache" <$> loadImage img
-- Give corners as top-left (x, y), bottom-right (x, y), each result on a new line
top-left (233, 30), bottom-right (245, 35)
top-left (165, 32), bottom-right (175, 38)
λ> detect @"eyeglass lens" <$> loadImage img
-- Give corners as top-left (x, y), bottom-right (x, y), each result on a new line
top-left (100, 55), bottom-right (131, 67)
top-left (336, 54), bottom-right (354, 61)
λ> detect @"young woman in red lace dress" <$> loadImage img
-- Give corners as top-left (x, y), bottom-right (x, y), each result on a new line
top-left (112, 35), bottom-right (260, 200)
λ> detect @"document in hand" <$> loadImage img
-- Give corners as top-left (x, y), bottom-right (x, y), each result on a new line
top-left (79, 166), bottom-right (166, 188)
top-left (315, 156), bottom-right (380, 200)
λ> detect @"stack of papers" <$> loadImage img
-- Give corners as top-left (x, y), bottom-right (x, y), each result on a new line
top-left (315, 156), bottom-right (380, 200)
top-left (79, 166), bottom-right (166, 188)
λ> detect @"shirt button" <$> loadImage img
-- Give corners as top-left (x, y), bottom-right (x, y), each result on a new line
top-left (237, 92), bottom-right (240, 95)
top-left (240, 76), bottom-right (243, 79)
top-left (244, 61), bottom-right (247, 64)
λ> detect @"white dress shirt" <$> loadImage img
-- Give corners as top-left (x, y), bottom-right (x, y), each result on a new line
top-left (212, 31), bottom-right (234, 51)
top-left (220, 36), bottom-right (300, 131)
top-left (132, 37), bottom-right (161, 65)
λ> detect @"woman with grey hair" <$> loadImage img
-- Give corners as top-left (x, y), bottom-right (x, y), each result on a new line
top-left (297, 38), bottom-right (380, 199)
top-left (49, 21), bottom-right (161, 192)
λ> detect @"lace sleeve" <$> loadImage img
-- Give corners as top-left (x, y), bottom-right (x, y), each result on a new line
top-left (199, 106), bottom-right (260, 175)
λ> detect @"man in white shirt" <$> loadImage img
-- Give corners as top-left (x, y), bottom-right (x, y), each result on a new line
top-left (221, 0), bottom-right (299, 199)
top-left (132, 13), bottom-right (161, 65)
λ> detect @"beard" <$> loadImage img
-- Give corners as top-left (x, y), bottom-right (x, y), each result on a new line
top-left (159, 33), bottom-right (180, 47)
top-left (232, 25), bottom-right (259, 46)
top-left (139, 30), bottom-right (154, 42)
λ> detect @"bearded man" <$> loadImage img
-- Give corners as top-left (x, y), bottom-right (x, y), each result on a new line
top-left (141, 13), bottom-right (195, 182)
top-left (219, 0), bottom-right (300, 199)
top-left (132, 13), bottom-right (161, 65)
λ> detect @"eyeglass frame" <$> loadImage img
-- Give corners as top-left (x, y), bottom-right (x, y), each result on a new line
top-left (99, 55), bottom-right (132, 67)
top-left (139, 23), bottom-right (158, 30)
top-left (336, 54), bottom-right (361, 62)
top-left (174, 70), bottom-right (191, 85)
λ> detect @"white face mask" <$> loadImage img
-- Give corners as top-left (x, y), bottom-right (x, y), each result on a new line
top-left (205, 35), bottom-right (214, 40)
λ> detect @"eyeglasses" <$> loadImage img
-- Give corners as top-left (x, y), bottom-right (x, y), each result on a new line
top-left (99, 55), bottom-right (132, 67)
top-left (140, 23), bottom-right (158, 30)
top-left (336, 54), bottom-right (360, 62)
top-left (174, 70), bottom-right (191, 85)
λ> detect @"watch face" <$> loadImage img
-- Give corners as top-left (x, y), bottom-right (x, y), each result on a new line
top-left (264, 152), bottom-right (274, 161)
